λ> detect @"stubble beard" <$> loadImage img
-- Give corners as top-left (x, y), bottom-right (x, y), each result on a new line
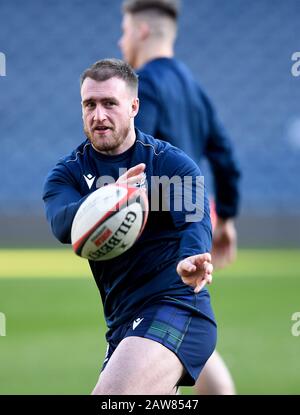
top-left (84, 124), bottom-right (131, 154)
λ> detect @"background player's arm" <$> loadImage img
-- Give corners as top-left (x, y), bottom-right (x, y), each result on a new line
top-left (201, 90), bottom-right (241, 267)
top-left (134, 75), bottom-right (159, 135)
top-left (201, 89), bottom-right (240, 219)
top-left (43, 163), bottom-right (87, 244)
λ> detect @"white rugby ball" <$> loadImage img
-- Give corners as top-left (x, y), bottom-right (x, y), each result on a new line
top-left (71, 184), bottom-right (148, 261)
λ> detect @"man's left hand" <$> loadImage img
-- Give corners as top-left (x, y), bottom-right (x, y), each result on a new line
top-left (177, 253), bottom-right (213, 294)
top-left (212, 218), bottom-right (237, 269)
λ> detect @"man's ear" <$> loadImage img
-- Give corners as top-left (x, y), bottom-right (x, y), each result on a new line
top-left (138, 21), bottom-right (151, 41)
top-left (131, 97), bottom-right (139, 118)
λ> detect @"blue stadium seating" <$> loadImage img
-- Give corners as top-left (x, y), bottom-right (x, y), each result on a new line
top-left (0, 0), bottom-right (299, 215)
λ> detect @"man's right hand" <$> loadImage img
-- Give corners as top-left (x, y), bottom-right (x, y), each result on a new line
top-left (116, 163), bottom-right (146, 187)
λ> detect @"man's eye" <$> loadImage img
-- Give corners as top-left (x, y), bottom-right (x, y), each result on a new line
top-left (87, 102), bottom-right (95, 108)
top-left (105, 101), bottom-right (116, 107)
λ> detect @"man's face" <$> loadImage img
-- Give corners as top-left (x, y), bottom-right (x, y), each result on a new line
top-left (81, 77), bottom-right (139, 154)
top-left (119, 13), bottom-right (140, 69)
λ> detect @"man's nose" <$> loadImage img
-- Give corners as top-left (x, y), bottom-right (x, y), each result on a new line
top-left (93, 105), bottom-right (106, 122)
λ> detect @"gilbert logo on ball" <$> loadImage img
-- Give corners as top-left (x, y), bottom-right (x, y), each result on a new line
top-left (71, 184), bottom-right (148, 261)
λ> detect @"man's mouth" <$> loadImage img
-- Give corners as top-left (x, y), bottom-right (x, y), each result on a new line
top-left (93, 125), bottom-right (112, 133)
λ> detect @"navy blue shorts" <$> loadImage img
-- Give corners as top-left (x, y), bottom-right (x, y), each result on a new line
top-left (101, 292), bottom-right (217, 386)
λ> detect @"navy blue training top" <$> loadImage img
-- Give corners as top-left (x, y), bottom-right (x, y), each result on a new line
top-left (43, 130), bottom-right (213, 329)
top-left (135, 57), bottom-right (241, 219)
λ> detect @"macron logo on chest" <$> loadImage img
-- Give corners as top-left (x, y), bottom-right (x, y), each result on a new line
top-left (84, 174), bottom-right (96, 189)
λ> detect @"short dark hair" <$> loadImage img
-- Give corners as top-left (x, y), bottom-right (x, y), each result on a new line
top-left (80, 59), bottom-right (138, 93)
top-left (123, 0), bottom-right (180, 20)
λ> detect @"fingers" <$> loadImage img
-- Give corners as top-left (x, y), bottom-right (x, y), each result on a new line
top-left (205, 273), bottom-right (213, 285)
top-left (203, 261), bottom-right (213, 275)
top-left (117, 164), bottom-right (145, 181)
top-left (126, 163), bottom-right (146, 178)
top-left (212, 245), bottom-right (236, 269)
top-left (194, 279), bottom-right (207, 294)
top-left (116, 164), bottom-right (146, 187)
top-left (177, 259), bottom-right (197, 275)
top-left (119, 173), bottom-right (146, 186)
top-left (212, 222), bottom-right (237, 270)
top-left (192, 252), bottom-right (211, 266)
top-left (194, 271), bottom-right (213, 294)
top-left (177, 255), bottom-right (213, 276)
top-left (177, 254), bottom-right (213, 294)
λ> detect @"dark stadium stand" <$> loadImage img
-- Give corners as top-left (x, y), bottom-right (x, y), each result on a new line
top-left (0, 0), bottom-right (299, 246)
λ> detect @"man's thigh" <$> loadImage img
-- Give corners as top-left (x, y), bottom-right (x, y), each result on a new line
top-left (92, 336), bottom-right (184, 395)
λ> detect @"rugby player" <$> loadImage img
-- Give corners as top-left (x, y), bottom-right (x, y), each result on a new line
top-left (43, 59), bottom-right (217, 394)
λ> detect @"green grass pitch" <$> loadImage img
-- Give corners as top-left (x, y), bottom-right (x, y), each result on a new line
top-left (0, 248), bottom-right (299, 394)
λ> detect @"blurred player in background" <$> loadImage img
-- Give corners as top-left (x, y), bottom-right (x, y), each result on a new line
top-left (119, 0), bottom-right (241, 395)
